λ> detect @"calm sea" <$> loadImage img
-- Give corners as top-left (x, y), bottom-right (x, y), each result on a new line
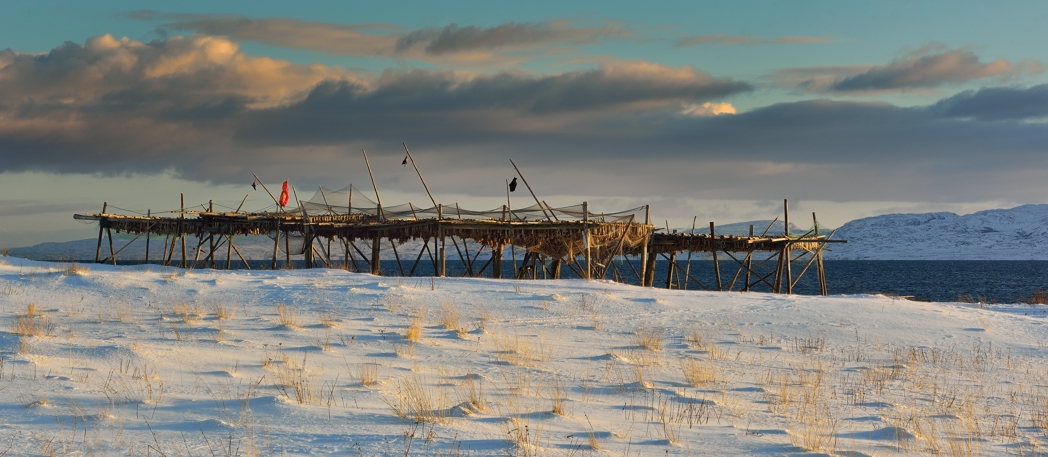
top-left (100, 258), bottom-right (1048, 304)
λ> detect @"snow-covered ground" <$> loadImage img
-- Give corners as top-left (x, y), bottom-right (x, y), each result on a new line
top-left (1, 255), bottom-right (1047, 456)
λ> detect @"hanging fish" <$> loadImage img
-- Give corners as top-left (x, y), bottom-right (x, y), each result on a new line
top-left (509, 177), bottom-right (518, 192)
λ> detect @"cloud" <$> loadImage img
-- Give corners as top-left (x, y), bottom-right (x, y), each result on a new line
top-left (8, 35), bottom-right (1048, 212)
top-left (675, 34), bottom-right (828, 47)
top-left (0, 35), bottom-right (749, 182)
top-left (931, 84), bottom-right (1048, 120)
top-left (785, 48), bottom-right (1043, 93)
top-left (395, 20), bottom-right (632, 55)
top-left (128, 12), bottom-right (631, 65)
top-left (681, 102), bottom-right (736, 117)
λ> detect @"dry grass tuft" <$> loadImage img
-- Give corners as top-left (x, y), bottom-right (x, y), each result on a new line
top-left (1024, 290), bottom-right (1048, 305)
top-left (319, 309), bottom-right (340, 328)
top-left (439, 301), bottom-right (460, 330)
top-left (357, 360), bottom-right (380, 387)
top-left (276, 303), bottom-right (301, 329)
top-left (64, 262), bottom-right (88, 276)
top-left (633, 325), bottom-right (664, 351)
top-left (174, 302), bottom-right (204, 324)
top-left (679, 357), bottom-right (718, 387)
top-left (404, 317), bottom-right (423, 342)
top-left (211, 303), bottom-right (237, 320)
top-left (384, 373), bottom-right (452, 424)
top-left (12, 303), bottom-right (54, 337)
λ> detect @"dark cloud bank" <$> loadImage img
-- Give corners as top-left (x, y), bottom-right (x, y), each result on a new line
top-left (2, 34), bottom-right (1048, 204)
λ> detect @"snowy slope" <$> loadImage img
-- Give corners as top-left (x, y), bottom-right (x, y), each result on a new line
top-left (2, 255), bottom-right (1047, 455)
top-left (824, 204), bottom-right (1048, 260)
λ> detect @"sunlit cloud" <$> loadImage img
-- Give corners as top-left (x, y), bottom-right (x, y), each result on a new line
top-left (681, 101), bottom-right (736, 116)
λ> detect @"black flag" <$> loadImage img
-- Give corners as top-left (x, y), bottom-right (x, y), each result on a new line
top-left (402, 156), bottom-right (409, 166)
top-left (509, 177), bottom-right (518, 192)
top-left (251, 181), bottom-right (257, 190)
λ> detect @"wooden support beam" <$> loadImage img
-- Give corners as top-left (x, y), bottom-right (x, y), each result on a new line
top-left (492, 244), bottom-right (503, 279)
top-left (144, 209), bottom-right (151, 265)
top-left (390, 238), bottom-right (405, 276)
top-left (272, 217), bottom-right (281, 269)
top-left (665, 251), bottom-right (676, 289)
top-left (583, 201), bottom-right (591, 280)
top-left (639, 205), bottom-right (650, 286)
top-left (180, 193), bottom-right (187, 269)
top-left (710, 222), bottom-right (722, 291)
top-left (95, 202), bottom-right (107, 263)
top-left (106, 227), bottom-right (117, 266)
top-left (371, 234), bottom-right (381, 275)
top-left (784, 199), bottom-right (792, 294)
top-left (683, 217), bottom-right (696, 290)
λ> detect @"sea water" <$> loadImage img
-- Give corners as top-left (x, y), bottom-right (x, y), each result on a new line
top-left (105, 258), bottom-right (1048, 304)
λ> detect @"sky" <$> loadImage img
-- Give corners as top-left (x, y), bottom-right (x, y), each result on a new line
top-left (3, 0), bottom-right (1048, 248)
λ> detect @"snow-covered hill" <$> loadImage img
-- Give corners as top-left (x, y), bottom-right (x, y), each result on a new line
top-left (825, 204), bottom-right (1048, 260)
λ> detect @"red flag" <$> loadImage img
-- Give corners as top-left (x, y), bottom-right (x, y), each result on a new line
top-left (278, 181), bottom-right (289, 207)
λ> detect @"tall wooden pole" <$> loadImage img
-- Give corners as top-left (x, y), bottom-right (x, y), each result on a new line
top-left (710, 222), bottom-right (722, 291)
top-left (362, 150), bottom-right (384, 219)
top-left (144, 209), bottom-right (151, 265)
top-left (208, 200), bottom-right (216, 269)
top-left (273, 217), bottom-right (281, 269)
top-left (508, 159), bottom-right (552, 222)
top-left (640, 205), bottom-right (650, 286)
top-left (744, 225), bottom-right (753, 292)
top-left (371, 210), bottom-right (381, 275)
top-left (683, 217), bottom-right (696, 290)
top-left (180, 193), bottom-right (187, 268)
top-left (583, 201), bottom-right (591, 280)
top-left (438, 204), bottom-right (446, 277)
top-left (403, 143), bottom-right (438, 209)
top-left (784, 199), bottom-right (792, 294)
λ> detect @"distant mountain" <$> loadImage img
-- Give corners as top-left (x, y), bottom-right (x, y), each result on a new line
top-left (824, 204), bottom-right (1048, 260)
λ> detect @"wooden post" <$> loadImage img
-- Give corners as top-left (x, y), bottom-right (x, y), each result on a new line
top-left (371, 229), bottom-right (381, 275)
top-left (180, 193), bottom-right (187, 268)
top-left (208, 200), bottom-right (216, 269)
top-left (107, 226), bottom-right (116, 266)
top-left (665, 252), bottom-right (676, 289)
top-left (814, 212), bottom-right (827, 296)
top-left (639, 205), bottom-right (650, 286)
top-left (144, 209), bottom-right (151, 265)
top-left (784, 199), bottom-right (792, 294)
top-left (744, 225), bottom-right (753, 292)
top-left (272, 216), bottom-right (281, 269)
top-left (682, 216), bottom-right (696, 290)
top-left (438, 205), bottom-right (446, 277)
top-left (643, 243), bottom-right (657, 287)
top-left (95, 202), bottom-right (107, 263)
top-left (583, 201), bottom-right (591, 280)
top-left (493, 245), bottom-right (503, 279)
top-left (710, 222), bottom-right (722, 291)
top-left (226, 232), bottom-right (234, 270)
